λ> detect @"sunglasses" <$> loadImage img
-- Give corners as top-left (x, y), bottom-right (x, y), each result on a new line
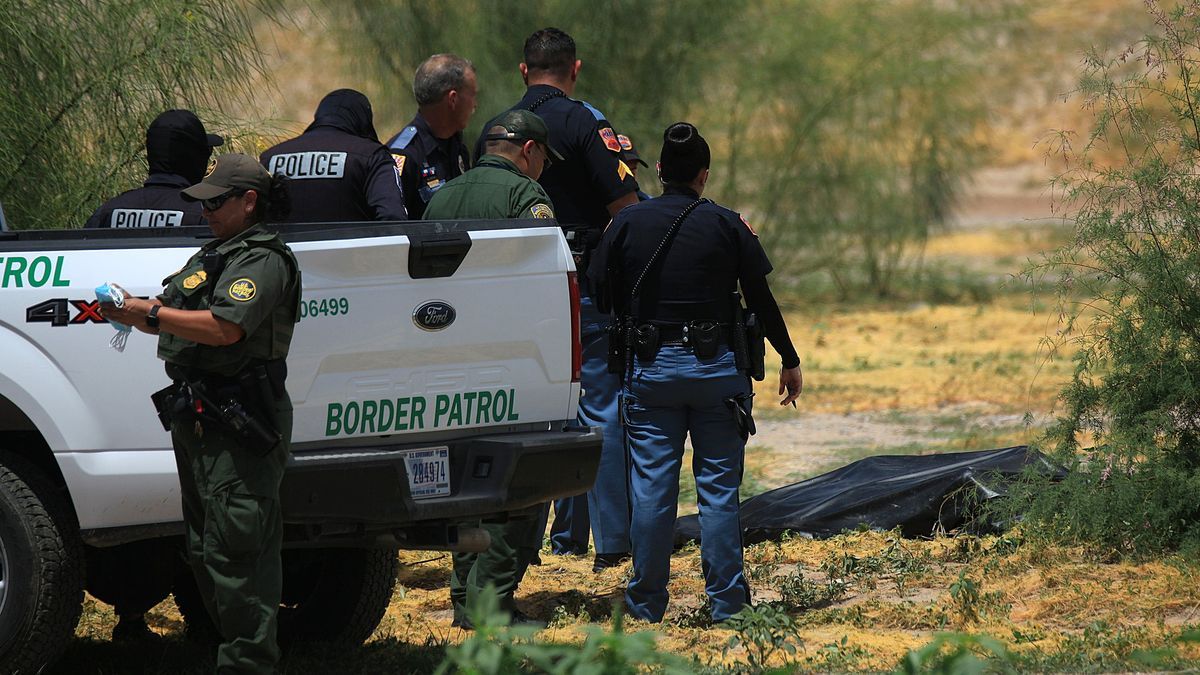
top-left (201, 190), bottom-right (245, 212)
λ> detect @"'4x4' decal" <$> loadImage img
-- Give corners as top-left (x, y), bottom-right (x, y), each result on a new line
top-left (25, 298), bottom-right (145, 327)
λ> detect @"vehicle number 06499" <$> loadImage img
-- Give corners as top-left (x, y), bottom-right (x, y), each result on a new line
top-left (299, 297), bottom-right (349, 320)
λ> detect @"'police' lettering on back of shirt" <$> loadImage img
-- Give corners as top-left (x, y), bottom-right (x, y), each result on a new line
top-left (110, 209), bottom-right (185, 228)
top-left (267, 152), bottom-right (348, 180)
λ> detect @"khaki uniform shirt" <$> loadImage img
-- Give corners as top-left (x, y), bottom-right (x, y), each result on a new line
top-left (422, 155), bottom-right (556, 221)
top-left (157, 223), bottom-right (301, 377)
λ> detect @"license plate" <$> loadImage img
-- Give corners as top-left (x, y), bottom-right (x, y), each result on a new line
top-left (401, 446), bottom-right (450, 499)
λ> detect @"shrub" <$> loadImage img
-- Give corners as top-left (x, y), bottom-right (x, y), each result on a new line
top-left (1016, 1), bottom-right (1200, 555)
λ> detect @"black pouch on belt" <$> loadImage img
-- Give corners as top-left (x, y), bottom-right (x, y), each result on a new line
top-left (689, 321), bottom-right (722, 359)
top-left (633, 323), bottom-right (660, 362)
top-left (150, 383), bottom-right (181, 432)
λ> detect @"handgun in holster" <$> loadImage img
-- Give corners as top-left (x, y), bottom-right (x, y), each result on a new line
top-left (189, 377), bottom-right (281, 454)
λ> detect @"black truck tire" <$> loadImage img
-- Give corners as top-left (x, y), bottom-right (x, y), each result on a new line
top-left (0, 452), bottom-right (84, 674)
top-left (174, 547), bottom-right (399, 648)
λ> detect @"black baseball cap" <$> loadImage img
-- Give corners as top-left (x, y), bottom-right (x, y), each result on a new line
top-left (181, 153), bottom-right (272, 201)
top-left (484, 110), bottom-right (565, 161)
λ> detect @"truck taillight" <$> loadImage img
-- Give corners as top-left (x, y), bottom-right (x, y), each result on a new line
top-left (568, 271), bottom-right (582, 383)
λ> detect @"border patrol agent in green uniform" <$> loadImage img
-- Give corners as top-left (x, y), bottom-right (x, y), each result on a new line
top-left (101, 153), bottom-right (300, 673)
top-left (423, 110), bottom-right (559, 627)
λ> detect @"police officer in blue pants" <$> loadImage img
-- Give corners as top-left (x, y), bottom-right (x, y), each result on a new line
top-left (590, 123), bottom-right (803, 622)
top-left (478, 28), bottom-right (640, 567)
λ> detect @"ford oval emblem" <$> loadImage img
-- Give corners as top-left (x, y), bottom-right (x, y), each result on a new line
top-left (413, 300), bottom-right (456, 331)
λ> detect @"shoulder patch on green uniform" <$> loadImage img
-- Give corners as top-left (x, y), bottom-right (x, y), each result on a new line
top-left (530, 203), bottom-right (554, 219)
top-left (228, 278), bottom-right (257, 301)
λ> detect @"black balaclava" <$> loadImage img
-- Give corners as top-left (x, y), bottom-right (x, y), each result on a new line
top-left (659, 122), bottom-right (710, 184)
top-left (145, 110), bottom-right (223, 184)
top-left (305, 89), bottom-right (380, 142)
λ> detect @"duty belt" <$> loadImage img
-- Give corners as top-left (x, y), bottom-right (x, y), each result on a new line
top-left (654, 322), bottom-right (735, 346)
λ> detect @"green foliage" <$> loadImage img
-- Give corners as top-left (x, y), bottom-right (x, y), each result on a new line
top-left (326, 0), bottom-right (736, 166)
top-left (718, 0), bottom-right (1027, 299)
top-left (437, 587), bottom-right (692, 674)
top-left (334, 0), bottom-right (1023, 299)
top-left (0, 0), bottom-right (271, 229)
top-left (897, 633), bottom-right (1017, 675)
top-left (1016, 3), bottom-right (1200, 555)
top-left (722, 603), bottom-right (802, 673)
top-left (820, 532), bottom-right (933, 597)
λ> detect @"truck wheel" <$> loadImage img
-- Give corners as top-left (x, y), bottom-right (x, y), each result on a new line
top-left (0, 453), bottom-right (84, 674)
top-left (277, 548), bottom-right (399, 646)
top-left (174, 547), bottom-right (399, 648)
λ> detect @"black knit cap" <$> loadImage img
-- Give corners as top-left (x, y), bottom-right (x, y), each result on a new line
top-left (659, 122), bottom-right (710, 184)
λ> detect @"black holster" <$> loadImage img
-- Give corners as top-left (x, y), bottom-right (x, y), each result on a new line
top-left (724, 392), bottom-right (757, 441)
top-left (190, 377), bottom-right (281, 454)
top-left (732, 292), bottom-right (767, 382)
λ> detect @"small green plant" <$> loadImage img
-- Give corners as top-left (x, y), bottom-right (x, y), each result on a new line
top-left (774, 569), bottom-right (847, 610)
top-left (723, 603), bottom-right (802, 673)
top-left (807, 636), bottom-right (870, 671)
top-left (948, 572), bottom-right (982, 625)
top-left (897, 632), bottom-right (1017, 674)
top-left (438, 588), bottom-right (693, 674)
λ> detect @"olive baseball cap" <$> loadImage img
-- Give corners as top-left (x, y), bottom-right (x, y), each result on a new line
top-left (181, 153), bottom-right (272, 201)
top-left (483, 110), bottom-right (565, 161)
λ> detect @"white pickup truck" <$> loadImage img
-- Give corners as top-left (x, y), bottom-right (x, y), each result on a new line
top-left (0, 219), bottom-right (599, 673)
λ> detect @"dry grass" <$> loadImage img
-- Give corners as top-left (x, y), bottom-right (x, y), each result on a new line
top-left (64, 223), bottom-right (1184, 674)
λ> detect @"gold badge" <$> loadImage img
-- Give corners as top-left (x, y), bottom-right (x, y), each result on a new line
top-left (392, 153), bottom-right (406, 174)
top-left (228, 278), bottom-right (256, 301)
top-left (182, 270), bottom-right (207, 289)
top-left (530, 203), bottom-right (554, 219)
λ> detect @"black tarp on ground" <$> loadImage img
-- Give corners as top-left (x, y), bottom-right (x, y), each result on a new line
top-left (674, 445), bottom-right (1065, 546)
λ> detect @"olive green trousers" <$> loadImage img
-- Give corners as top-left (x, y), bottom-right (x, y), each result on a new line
top-left (172, 402), bottom-right (291, 674)
top-left (450, 512), bottom-right (545, 623)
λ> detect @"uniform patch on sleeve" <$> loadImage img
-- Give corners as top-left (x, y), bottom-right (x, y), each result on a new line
top-left (182, 270), bottom-right (207, 290)
top-left (228, 278), bottom-right (257, 301)
top-left (392, 153), bottom-right (406, 175)
top-left (618, 134), bottom-right (633, 151)
top-left (740, 215), bottom-right (758, 236)
top-left (617, 160), bottom-right (631, 181)
top-left (599, 128), bottom-right (621, 153)
top-left (530, 203), bottom-right (555, 219)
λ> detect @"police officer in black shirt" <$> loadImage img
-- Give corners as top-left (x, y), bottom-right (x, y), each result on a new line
top-left (478, 27), bottom-right (641, 571)
top-left (85, 110), bottom-right (223, 229)
top-left (387, 54), bottom-right (476, 219)
top-left (261, 88), bottom-right (407, 222)
top-left (589, 122), bottom-right (803, 623)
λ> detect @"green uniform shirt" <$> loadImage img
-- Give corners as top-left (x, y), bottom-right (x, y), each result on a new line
top-left (422, 155), bottom-right (556, 220)
top-left (157, 223), bottom-right (301, 377)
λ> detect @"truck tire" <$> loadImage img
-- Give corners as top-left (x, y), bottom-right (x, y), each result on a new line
top-left (0, 452), bottom-right (84, 674)
top-left (174, 547), bottom-right (399, 648)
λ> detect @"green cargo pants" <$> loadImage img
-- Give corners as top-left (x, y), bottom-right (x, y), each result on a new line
top-left (450, 513), bottom-right (545, 623)
top-left (172, 397), bottom-right (291, 674)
